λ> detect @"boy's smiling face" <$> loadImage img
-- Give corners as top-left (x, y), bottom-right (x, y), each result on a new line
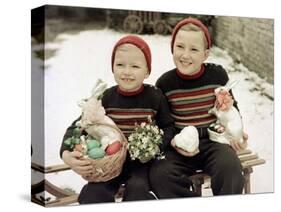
top-left (113, 44), bottom-right (149, 92)
top-left (173, 29), bottom-right (209, 75)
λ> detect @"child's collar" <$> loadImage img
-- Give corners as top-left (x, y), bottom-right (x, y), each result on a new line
top-left (176, 65), bottom-right (205, 80)
top-left (117, 84), bottom-right (144, 96)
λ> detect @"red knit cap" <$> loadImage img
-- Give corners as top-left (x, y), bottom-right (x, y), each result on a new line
top-left (171, 17), bottom-right (211, 53)
top-left (111, 35), bottom-right (152, 74)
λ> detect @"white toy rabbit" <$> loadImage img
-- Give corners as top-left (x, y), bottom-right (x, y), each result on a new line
top-left (78, 79), bottom-right (123, 150)
top-left (208, 81), bottom-right (244, 145)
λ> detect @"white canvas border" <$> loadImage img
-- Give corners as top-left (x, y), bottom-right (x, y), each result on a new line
top-left (1, 0), bottom-right (279, 211)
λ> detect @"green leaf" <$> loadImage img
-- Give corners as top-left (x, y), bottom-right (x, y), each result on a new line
top-left (73, 127), bottom-right (81, 138)
top-left (64, 138), bottom-right (72, 146)
top-left (73, 138), bottom-right (80, 144)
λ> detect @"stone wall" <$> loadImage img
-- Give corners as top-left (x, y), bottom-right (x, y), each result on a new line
top-left (213, 16), bottom-right (274, 84)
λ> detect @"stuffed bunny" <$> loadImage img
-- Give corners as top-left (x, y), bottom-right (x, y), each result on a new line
top-left (208, 81), bottom-right (244, 144)
top-left (78, 79), bottom-right (123, 150)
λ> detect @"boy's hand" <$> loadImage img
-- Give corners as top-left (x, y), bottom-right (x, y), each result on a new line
top-left (230, 132), bottom-right (248, 152)
top-left (171, 139), bottom-right (199, 157)
top-left (62, 150), bottom-right (93, 176)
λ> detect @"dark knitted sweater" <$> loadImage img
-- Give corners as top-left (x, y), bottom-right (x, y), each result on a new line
top-left (60, 84), bottom-right (175, 157)
top-left (156, 63), bottom-right (238, 133)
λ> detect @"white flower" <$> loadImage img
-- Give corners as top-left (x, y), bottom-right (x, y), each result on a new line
top-left (152, 126), bottom-right (159, 134)
top-left (141, 122), bottom-right (146, 128)
top-left (142, 137), bottom-right (149, 144)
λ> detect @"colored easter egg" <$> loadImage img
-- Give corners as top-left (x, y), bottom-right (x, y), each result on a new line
top-left (88, 148), bottom-right (105, 159)
top-left (87, 139), bottom-right (100, 150)
top-left (106, 141), bottom-right (122, 155)
top-left (74, 144), bottom-right (83, 152)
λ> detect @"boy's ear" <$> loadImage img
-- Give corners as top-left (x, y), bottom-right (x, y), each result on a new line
top-left (144, 72), bottom-right (149, 79)
top-left (144, 69), bottom-right (149, 79)
top-left (204, 49), bottom-right (210, 61)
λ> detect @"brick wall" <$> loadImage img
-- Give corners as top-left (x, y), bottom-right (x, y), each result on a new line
top-left (212, 16), bottom-right (274, 84)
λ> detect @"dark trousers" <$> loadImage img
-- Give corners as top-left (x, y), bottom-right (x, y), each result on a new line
top-left (149, 138), bottom-right (244, 199)
top-left (78, 160), bottom-right (155, 204)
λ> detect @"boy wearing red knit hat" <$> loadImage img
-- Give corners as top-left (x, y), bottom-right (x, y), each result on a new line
top-left (149, 17), bottom-right (248, 198)
top-left (60, 35), bottom-right (175, 204)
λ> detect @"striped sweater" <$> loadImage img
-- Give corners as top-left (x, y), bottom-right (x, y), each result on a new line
top-left (102, 85), bottom-right (175, 142)
top-left (156, 63), bottom-right (238, 132)
top-left (60, 84), bottom-right (175, 156)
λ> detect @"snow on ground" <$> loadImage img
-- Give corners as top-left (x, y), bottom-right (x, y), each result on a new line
top-left (31, 29), bottom-right (273, 196)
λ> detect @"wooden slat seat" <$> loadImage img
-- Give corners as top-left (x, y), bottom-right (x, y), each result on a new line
top-left (31, 163), bottom-right (77, 207)
top-left (32, 162), bottom-right (70, 174)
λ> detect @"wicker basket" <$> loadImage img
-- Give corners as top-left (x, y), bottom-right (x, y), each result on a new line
top-left (82, 123), bottom-right (128, 182)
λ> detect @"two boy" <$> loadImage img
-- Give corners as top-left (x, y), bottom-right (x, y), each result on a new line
top-left (61, 18), bottom-right (248, 203)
